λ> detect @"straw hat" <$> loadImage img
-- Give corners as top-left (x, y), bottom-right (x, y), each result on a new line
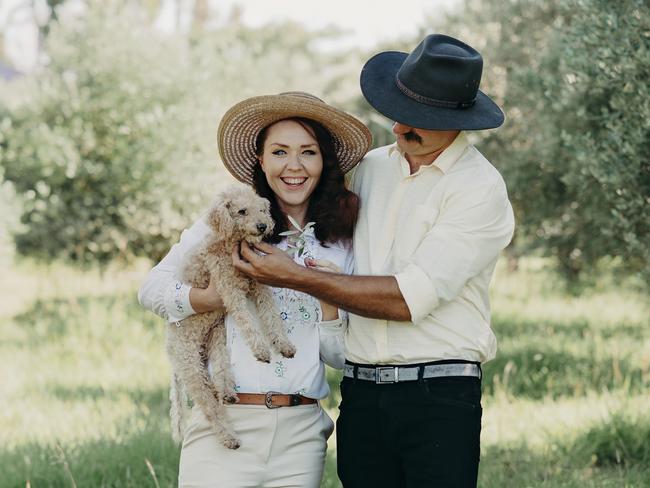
top-left (217, 92), bottom-right (372, 185)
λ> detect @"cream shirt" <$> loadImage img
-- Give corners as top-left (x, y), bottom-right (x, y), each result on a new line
top-left (347, 132), bottom-right (515, 365)
top-left (138, 218), bottom-right (352, 399)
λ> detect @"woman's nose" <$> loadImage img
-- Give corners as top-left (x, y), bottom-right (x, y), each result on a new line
top-left (286, 153), bottom-right (303, 169)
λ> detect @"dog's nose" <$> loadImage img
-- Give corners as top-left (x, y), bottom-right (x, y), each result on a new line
top-left (257, 223), bottom-right (267, 233)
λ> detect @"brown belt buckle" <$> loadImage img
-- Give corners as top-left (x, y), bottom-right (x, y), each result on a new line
top-left (265, 391), bottom-right (282, 409)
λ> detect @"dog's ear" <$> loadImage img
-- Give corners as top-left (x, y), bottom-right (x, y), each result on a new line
top-left (207, 199), bottom-right (234, 237)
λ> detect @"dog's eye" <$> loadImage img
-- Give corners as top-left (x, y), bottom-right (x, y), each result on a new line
top-left (237, 208), bottom-right (247, 216)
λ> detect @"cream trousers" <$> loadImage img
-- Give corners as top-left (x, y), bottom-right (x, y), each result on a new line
top-left (178, 403), bottom-right (335, 488)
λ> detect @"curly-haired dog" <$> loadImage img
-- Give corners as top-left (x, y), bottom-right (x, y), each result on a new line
top-left (166, 185), bottom-right (297, 449)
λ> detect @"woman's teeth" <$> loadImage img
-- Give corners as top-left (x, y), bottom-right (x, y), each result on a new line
top-left (281, 177), bottom-right (307, 186)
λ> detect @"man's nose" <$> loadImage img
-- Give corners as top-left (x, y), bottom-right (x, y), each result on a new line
top-left (392, 122), bottom-right (412, 134)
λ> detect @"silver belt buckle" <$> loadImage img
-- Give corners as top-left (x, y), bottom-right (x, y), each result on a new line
top-left (376, 367), bottom-right (399, 384)
top-left (265, 391), bottom-right (281, 409)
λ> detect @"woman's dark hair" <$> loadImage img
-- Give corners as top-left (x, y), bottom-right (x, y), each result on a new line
top-left (252, 117), bottom-right (359, 245)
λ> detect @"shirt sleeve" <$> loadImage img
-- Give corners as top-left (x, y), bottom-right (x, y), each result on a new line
top-left (318, 317), bottom-right (347, 369)
top-left (395, 178), bottom-right (515, 324)
top-left (317, 242), bottom-right (353, 369)
top-left (137, 217), bottom-right (211, 324)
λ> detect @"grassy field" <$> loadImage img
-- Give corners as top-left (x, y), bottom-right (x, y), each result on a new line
top-left (1, 258), bottom-right (648, 487)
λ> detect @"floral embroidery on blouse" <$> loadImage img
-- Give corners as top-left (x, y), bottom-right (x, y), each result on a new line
top-left (268, 229), bottom-right (324, 383)
top-left (272, 228), bottom-right (322, 333)
top-left (274, 360), bottom-right (287, 378)
top-left (227, 228), bottom-right (339, 393)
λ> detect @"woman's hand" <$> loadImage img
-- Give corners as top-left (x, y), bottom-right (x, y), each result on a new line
top-left (189, 274), bottom-right (224, 313)
top-left (305, 258), bottom-right (341, 321)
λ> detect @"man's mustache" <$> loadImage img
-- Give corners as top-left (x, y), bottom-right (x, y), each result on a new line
top-left (403, 131), bottom-right (422, 143)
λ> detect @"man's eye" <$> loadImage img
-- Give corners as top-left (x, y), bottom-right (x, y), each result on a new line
top-left (238, 209), bottom-right (247, 215)
top-left (272, 149), bottom-right (286, 156)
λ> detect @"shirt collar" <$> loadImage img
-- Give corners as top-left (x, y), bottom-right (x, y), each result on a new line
top-left (388, 131), bottom-right (470, 177)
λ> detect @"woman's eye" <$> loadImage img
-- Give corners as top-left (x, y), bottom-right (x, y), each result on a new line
top-left (238, 209), bottom-right (247, 216)
top-left (302, 150), bottom-right (317, 156)
top-left (272, 149), bottom-right (286, 156)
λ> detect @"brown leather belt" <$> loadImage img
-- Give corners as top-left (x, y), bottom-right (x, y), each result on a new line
top-left (234, 392), bottom-right (317, 409)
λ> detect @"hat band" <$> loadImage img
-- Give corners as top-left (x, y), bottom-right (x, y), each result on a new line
top-left (395, 75), bottom-right (476, 109)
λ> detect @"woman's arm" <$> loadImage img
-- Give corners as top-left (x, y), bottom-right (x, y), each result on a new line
top-left (138, 217), bottom-right (224, 322)
top-left (189, 274), bottom-right (224, 313)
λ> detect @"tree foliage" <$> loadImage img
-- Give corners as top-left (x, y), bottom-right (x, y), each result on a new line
top-left (441, 0), bottom-right (650, 284)
top-left (0, 2), bottom-right (357, 265)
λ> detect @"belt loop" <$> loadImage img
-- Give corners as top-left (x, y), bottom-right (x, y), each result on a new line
top-left (417, 364), bottom-right (425, 383)
top-left (353, 364), bottom-right (359, 383)
top-left (477, 363), bottom-right (483, 380)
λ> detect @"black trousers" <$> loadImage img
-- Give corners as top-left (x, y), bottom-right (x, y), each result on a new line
top-left (336, 371), bottom-right (482, 488)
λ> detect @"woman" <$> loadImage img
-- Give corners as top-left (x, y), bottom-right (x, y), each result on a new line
top-left (138, 91), bottom-right (371, 487)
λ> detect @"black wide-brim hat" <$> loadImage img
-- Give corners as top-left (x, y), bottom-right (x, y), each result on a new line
top-left (361, 34), bottom-right (505, 130)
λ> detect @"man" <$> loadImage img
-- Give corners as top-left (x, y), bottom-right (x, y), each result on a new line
top-left (234, 34), bottom-right (515, 487)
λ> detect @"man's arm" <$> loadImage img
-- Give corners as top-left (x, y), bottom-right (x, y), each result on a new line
top-left (233, 242), bottom-right (411, 321)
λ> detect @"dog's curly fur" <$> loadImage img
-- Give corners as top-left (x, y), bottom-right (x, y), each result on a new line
top-left (166, 184), bottom-right (296, 450)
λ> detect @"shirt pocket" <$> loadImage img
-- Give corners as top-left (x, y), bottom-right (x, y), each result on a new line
top-left (397, 204), bottom-right (439, 258)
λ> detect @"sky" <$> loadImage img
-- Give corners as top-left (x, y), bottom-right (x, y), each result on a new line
top-left (1, 0), bottom-right (460, 71)
top-left (157, 0), bottom-right (461, 48)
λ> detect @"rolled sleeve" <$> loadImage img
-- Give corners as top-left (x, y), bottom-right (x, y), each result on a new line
top-left (395, 264), bottom-right (439, 324)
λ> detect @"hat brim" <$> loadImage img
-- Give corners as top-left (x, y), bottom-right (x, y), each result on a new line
top-left (218, 94), bottom-right (372, 185)
top-left (361, 51), bottom-right (505, 130)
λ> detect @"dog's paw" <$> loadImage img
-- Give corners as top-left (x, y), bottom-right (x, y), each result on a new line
top-left (223, 393), bottom-right (239, 404)
top-left (222, 435), bottom-right (241, 450)
top-left (276, 341), bottom-right (296, 359)
top-left (254, 349), bottom-right (271, 363)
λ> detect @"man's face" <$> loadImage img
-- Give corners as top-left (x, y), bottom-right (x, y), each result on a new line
top-left (392, 122), bottom-right (459, 158)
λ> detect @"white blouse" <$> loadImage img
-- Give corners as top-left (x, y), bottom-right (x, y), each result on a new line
top-left (138, 215), bottom-right (353, 400)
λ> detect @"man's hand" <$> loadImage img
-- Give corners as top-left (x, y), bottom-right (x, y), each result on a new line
top-left (232, 241), bottom-right (306, 287)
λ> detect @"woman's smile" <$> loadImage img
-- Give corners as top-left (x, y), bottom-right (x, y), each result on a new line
top-left (280, 176), bottom-right (309, 188)
top-left (259, 119), bottom-right (324, 224)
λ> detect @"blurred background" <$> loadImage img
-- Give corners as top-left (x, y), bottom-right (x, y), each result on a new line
top-left (0, 0), bottom-right (648, 486)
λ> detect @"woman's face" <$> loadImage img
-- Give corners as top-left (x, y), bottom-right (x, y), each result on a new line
top-left (259, 119), bottom-right (324, 218)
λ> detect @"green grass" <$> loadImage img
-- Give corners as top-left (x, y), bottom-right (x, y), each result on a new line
top-left (1, 258), bottom-right (648, 487)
